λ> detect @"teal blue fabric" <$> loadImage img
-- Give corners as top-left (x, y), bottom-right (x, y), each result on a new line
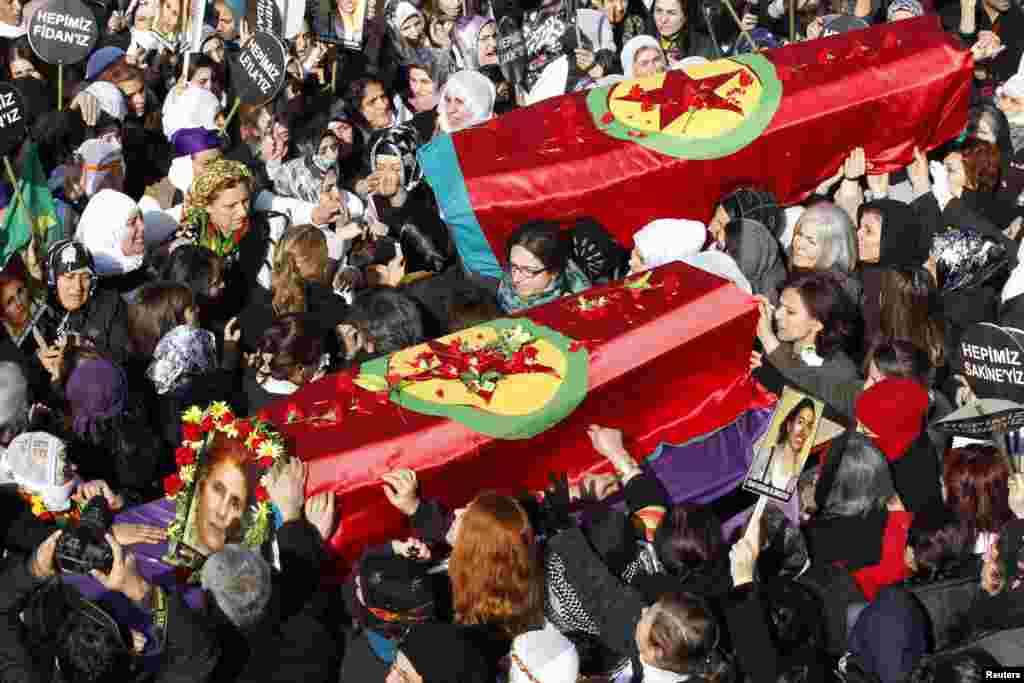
top-left (417, 134), bottom-right (503, 280)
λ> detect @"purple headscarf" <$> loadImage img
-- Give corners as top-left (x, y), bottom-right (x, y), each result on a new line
top-left (172, 127), bottom-right (222, 158)
top-left (65, 357), bottom-right (128, 438)
top-left (452, 15), bottom-right (493, 70)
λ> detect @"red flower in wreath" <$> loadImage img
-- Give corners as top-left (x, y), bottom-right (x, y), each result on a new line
top-left (258, 456), bottom-right (274, 469)
top-left (164, 473), bottom-right (184, 497)
top-left (236, 419), bottom-right (254, 441)
top-left (255, 486), bottom-right (270, 503)
top-left (201, 415), bottom-right (215, 432)
top-left (216, 409), bottom-right (235, 425)
top-left (174, 447), bottom-right (195, 467)
top-left (250, 434), bottom-right (266, 450)
top-left (182, 422), bottom-right (202, 443)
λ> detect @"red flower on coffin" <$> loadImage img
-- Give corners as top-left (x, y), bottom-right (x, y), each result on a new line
top-left (235, 420), bottom-right (254, 441)
top-left (174, 447), bottom-right (195, 466)
top-left (164, 474), bottom-right (184, 497)
top-left (255, 486), bottom-right (269, 503)
top-left (182, 423), bottom-right (202, 443)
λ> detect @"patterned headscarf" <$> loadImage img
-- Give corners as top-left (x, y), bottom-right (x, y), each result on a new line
top-left (930, 227), bottom-right (1009, 294)
top-left (146, 325), bottom-right (218, 395)
top-left (182, 160), bottom-right (253, 258)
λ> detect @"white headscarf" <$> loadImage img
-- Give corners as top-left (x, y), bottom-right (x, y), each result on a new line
top-left (438, 70), bottom-right (496, 133)
top-left (633, 219), bottom-right (707, 269)
top-left (162, 86), bottom-right (221, 140)
top-left (77, 190), bottom-right (145, 276)
top-left (77, 139), bottom-right (124, 198)
top-left (620, 35), bottom-right (663, 79)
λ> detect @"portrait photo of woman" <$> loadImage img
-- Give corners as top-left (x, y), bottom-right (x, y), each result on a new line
top-left (180, 431), bottom-right (261, 558)
top-left (745, 390), bottom-right (821, 501)
top-left (317, 0), bottom-right (369, 49)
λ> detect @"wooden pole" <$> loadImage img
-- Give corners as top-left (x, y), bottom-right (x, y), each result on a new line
top-left (789, 0), bottom-right (796, 42)
top-left (331, 58), bottom-right (338, 96)
top-left (720, 0), bottom-right (757, 52)
top-left (57, 64), bottom-right (63, 111)
top-left (222, 96), bottom-right (242, 128)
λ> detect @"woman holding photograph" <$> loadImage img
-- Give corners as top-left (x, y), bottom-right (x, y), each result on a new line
top-left (751, 397), bottom-right (817, 493)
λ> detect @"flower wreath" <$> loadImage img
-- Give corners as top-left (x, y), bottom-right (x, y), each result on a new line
top-left (163, 402), bottom-right (287, 567)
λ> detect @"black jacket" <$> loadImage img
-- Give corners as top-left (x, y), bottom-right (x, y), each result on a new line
top-left (36, 288), bottom-right (131, 367)
top-left (208, 520), bottom-right (337, 683)
top-left (0, 557), bottom-right (218, 683)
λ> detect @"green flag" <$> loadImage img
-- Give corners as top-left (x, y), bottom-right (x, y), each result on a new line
top-left (1, 144), bottom-right (58, 268)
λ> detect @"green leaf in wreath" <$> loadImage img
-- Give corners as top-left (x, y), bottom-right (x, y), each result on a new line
top-left (624, 271), bottom-right (653, 289)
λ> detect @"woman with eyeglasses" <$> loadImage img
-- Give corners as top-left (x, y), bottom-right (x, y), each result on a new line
top-left (497, 221), bottom-right (592, 314)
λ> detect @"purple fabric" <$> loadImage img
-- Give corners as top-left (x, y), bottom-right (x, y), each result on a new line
top-left (65, 357), bottom-right (127, 439)
top-left (172, 127), bottom-right (221, 157)
top-left (645, 407), bottom-right (773, 504)
top-left (63, 498), bottom-right (205, 661)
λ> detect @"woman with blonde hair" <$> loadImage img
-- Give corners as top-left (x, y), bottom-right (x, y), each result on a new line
top-left (239, 225), bottom-right (347, 351)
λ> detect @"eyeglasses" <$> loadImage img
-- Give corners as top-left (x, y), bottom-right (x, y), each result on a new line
top-left (508, 263), bottom-right (548, 278)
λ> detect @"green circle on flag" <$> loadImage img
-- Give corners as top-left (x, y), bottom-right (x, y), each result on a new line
top-left (587, 53), bottom-right (783, 160)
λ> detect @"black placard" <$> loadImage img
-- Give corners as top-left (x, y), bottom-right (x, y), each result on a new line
top-left (28, 0), bottom-right (99, 66)
top-left (932, 402), bottom-right (1024, 438)
top-left (960, 323), bottom-right (1024, 404)
top-left (0, 84), bottom-right (27, 158)
top-left (231, 31), bottom-right (287, 105)
top-left (245, 0), bottom-right (283, 36)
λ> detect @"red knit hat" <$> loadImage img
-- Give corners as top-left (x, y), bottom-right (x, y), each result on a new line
top-left (855, 377), bottom-right (929, 462)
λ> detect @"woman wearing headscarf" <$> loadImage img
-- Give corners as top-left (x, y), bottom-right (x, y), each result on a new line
top-left (402, 54), bottom-right (451, 117)
top-left (365, 125), bottom-right (453, 275)
top-left (76, 189), bottom-right (149, 297)
top-left (386, 0), bottom-right (434, 66)
top-left (723, 218), bottom-right (787, 303)
top-left (619, 35), bottom-right (666, 79)
top-left (436, 69), bottom-right (496, 134)
top-left (64, 354), bottom-right (167, 504)
top-left (147, 319), bottom-right (241, 443)
top-left (451, 15), bottom-right (499, 71)
top-left (176, 159), bottom-right (279, 323)
top-left (35, 240), bottom-right (131, 368)
top-left (626, 218), bottom-right (706, 275)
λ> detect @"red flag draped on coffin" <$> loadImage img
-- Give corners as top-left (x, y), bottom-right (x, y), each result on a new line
top-left (418, 16), bottom-right (971, 280)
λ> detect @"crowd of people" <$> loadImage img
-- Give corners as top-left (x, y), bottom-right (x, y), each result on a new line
top-left (0, 0), bottom-right (1021, 679)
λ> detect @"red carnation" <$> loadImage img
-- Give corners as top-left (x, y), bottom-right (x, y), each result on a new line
top-left (255, 486), bottom-right (269, 503)
top-left (200, 415), bottom-right (214, 432)
top-left (250, 434), bottom-right (266, 451)
top-left (164, 474), bottom-right (184, 497)
top-left (739, 71), bottom-right (753, 87)
top-left (258, 456), bottom-right (274, 469)
top-left (523, 346), bottom-right (539, 360)
top-left (182, 423), bottom-right (202, 442)
top-left (217, 410), bottom-right (235, 424)
top-left (174, 447), bottom-right (195, 467)
top-left (236, 420), bottom-right (254, 440)
top-left (601, 111), bottom-right (615, 125)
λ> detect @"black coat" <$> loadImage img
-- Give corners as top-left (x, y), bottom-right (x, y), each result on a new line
top-left (36, 288), bottom-right (131, 366)
top-left (209, 521), bottom-right (338, 683)
top-left (0, 554), bottom-right (218, 683)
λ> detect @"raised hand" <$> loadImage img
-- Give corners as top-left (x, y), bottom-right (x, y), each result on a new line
top-left (382, 469), bottom-right (420, 516)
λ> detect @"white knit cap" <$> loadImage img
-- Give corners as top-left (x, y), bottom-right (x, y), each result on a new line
top-left (509, 623), bottom-right (580, 683)
top-left (998, 73), bottom-right (1024, 100)
top-left (621, 35), bottom-right (663, 79)
top-left (3, 432), bottom-right (78, 511)
top-left (633, 219), bottom-right (707, 269)
top-left (83, 81), bottom-right (128, 122)
top-left (392, 0), bottom-right (421, 31)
